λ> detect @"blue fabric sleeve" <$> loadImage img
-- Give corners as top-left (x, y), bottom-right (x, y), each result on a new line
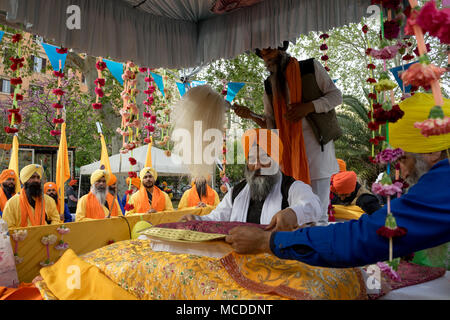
top-left (118, 194), bottom-right (125, 215)
top-left (271, 160), bottom-right (450, 268)
top-left (64, 203), bottom-right (72, 222)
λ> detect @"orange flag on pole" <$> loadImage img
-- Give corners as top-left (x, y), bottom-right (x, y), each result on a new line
top-left (56, 123), bottom-right (71, 214)
top-left (8, 135), bottom-right (21, 193)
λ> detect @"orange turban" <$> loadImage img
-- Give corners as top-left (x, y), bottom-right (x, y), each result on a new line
top-left (126, 177), bottom-right (141, 189)
top-left (242, 129), bottom-right (283, 165)
top-left (69, 179), bottom-right (77, 186)
top-left (332, 171), bottom-right (357, 194)
top-left (0, 169), bottom-right (16, 184)
top-left (337, 159), bottom-right (347, 173)
top-left (107, 173), bottom-right (117, 186)
top-left (44, 182), bottom-right (57, 194)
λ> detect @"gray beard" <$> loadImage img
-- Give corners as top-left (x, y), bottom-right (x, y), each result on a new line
top-left (91, 186), bottom-right (106, 206)
top-left (404, 154), bottom-right (431, 191)
top-left (244, 166), bottom-right (280, 202)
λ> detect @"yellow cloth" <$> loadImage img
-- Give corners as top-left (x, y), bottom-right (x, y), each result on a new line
top-left (125, 188), bottom-right (173, 215)
top-left (333, 205), bottom-right (365, 221)
top-left (36, 240), bottom-right (366, 300)
top-left (19, 164), bottom-right (43, 185)
top-left (145, 138), bottom-right (152, 167)
top-left (2, 194), bottom-right (61, 228)
top-left (139, 167), bottom-right (157, 182)
top-left (8, 135), bottom-right (21, 193)
top-left (39, 249), bottom-right (137, 300)
top-left (390, 93), bottom-right (450, 153)
top-left (75, 194), bottom-right (110, 222)
top-left (177, 188), bottom-right (220, 210)
top-left (90, 169), bottom-right (110, 185)
top-left (56, 123), bottom-right (71, 214)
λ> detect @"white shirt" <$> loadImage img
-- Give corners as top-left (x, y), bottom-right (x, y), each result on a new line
top-left (264, 59), bottom-right (341, 181)
top-left (197, 173), bottom-right (322, 226)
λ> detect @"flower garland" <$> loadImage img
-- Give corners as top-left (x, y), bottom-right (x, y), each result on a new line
top-left (142, 68), bottom-right (157, 144)
top-left (155, 72), bottom-right (173, 157)
top-left (55, 225), bottom-right (70, 251)
top-left (40, 234), bottom-right (58, 267)
top-left (92, 58), bottom-right (107, 110)
top-left (219, 86), bottom-right (230, 194)
top-left (319, 33), bottom-right (330, 72)
top-left (118, 61), bottom-right (141, 154)
top-left (5, 33), bottom-right (24, 135)
top-left (402, 0), bottom-right (450, 137)
top-left (50, 47), bottom-right (67, 137)
top-left (123, 156), bottom-right (137, 212)
top-left (11, 229), bottom-right (27, 264)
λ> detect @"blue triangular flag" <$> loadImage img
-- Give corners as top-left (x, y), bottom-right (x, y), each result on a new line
top-left (103, 59), bottom-right (124, 85)
top-left (333, 79), bottom-right (338, 83)
top-left (176, 82), bottom-right (187, 97)
top-left (41, 42), bottom-right (68, 71)
top-left (226, 82), bottom-right (245, 102)
top-left (0, 31), bottom-right (4, 44)
top-left (150, 72), bottom-right (165, 98)
top-left (190, 80), bottom-right (206, 88)
top-left (389, 61), bottom-right (418, 93)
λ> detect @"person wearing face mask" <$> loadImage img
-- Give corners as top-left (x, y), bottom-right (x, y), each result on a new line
top-left (2, 164), bottom-right (60, 228)
top-left (0, 169), bottom-right (17, 217)
top-left (180, 129), bottom-right (322, 232)
top-left (125, 167), bottom-right (173, 215)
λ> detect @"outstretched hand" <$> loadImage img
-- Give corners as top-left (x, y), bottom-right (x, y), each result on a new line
top-left (179, 214), bottom-right (198, 222)
top-left (233, 104), bottom-right (253, 119)
top-left (225, 226), bottom-right (272, 254)
top-left (265, 209), bottom-right (300, 232)
top-left (283, 101), bottom-right (315, 122)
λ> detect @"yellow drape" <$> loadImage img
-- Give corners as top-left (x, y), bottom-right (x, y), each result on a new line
top-left (145, 138), bottom-right (152, 167)
top-left (333, 205), bottom-right (365, 221)
top-left (56, 123), bottom-right (71, 214)
top-left (100, 133), bottom-right (112, 174)
top-left (8, 135), bottom-right (21, 193)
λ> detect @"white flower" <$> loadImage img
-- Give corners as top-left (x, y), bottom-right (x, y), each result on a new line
top-left (56, 226), bottom-right (70, 235)
top-left (14, 255), bottom-right (24, 264)
top-left (12, 230), bottom-right (28, 242)
top-left (41, 234), bottom-right (58, 246)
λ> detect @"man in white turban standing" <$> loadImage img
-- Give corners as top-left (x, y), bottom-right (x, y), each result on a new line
top-left (2, 164), bottom-right (60, 228)
top-left (125, 167), bottom-right (173, 215)
top-left (75, 169), bottom-right (119, 221)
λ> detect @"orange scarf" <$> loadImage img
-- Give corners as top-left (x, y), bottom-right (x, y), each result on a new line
top-left (0, 188), bottom-right (13, 212)
top-left (272, 57), bottom-right (311, 185)
top-left (134, 186), bottom-right (166, 213)
top-left (187, 184), bottom-right (216, 207)
top-left (85, 192), bottom-right (107, 219)
top-left (106, 193), bottom-right (119, 217)
top-left (19, 188), bottom-right (45, 227)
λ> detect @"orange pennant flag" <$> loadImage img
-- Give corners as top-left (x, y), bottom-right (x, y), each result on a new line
top-left (8, 135), bottom-right (21, 193)
top-left (56, 123), bottom-right (71, 214)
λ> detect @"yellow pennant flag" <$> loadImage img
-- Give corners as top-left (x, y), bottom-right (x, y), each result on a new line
top-left (145, 137), bottom-right (152, 167)
top-left (100, 133), bottom-right (112, 174)
top-left (56, 123), bottom-right (71, 214)
top-left (8, 135), bottom-right (21, 193)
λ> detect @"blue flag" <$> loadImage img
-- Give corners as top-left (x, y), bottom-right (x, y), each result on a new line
top-left (41, 42), bottom-right (68, 71)
top-left (389, 61), bottom-right (418, 93)
top-left (150, 72), bottom-right (165, 98)
top-left (226, 82), bottom-right (245, 102)
top-left (103, 59), bottom-right (124, 85)
top-left (0, 31), bottom-right (4, 44)
top-left (176, 82), bottom-right (188, 97)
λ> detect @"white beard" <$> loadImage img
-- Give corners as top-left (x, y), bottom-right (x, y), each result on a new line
top-left (245, 166), bottom-right (280, 202)
top-left (91, 186), bottom-right (106, 206)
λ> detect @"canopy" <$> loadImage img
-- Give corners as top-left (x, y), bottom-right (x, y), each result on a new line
top-left (80, 145), bottom-right (189, 177)
top-left (0, 0), bottom-right (371, 68)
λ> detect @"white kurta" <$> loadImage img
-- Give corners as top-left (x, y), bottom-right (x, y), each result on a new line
top-left (197, 173), bottom-right (322, 226)
top-left (264, 58), bottom-right (341, 181)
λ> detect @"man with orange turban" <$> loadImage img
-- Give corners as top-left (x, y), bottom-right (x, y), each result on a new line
top-left (44, 182), bottom-right (73, 222)
top-left (66, 179), bottom-right (78, 214)
top-left (0, 169), bottom-right (17, 217)
top-left (75, 169), bottom-right (119, 221)
top-left (178, 176), bottom-right (220, 210)
top-left (106, 173), bottom-right (122, 216)
top-left (181, 129), bottom-right (321, 231)
top-left (2, 164), bottom-right (61, 228)
top-left (121, 177), bottom-right (140, 211)
top-left (330, 171), bottom-right (381, 215)
top-left (125, 167), bottom-right (173, 215)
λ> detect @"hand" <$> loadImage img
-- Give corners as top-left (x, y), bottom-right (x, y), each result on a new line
top-left (60, 214), bottom-right (65, 221)
top-left (265, 208), bottom-right (300, 232)
top-left (225, 226), bottom-right (272, 254)
top-left (233, 104), bottom-right (252, 119)
top-left (196, 202), bottom-right (207, 208)
top-left (283, 101), bottom-right (315, 122)
top-left (146, 208), bottom-right (157, 214)
top-left (179, 214), bottom-right (198, 222)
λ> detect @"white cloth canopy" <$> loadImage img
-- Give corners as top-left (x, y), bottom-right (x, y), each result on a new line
top-left (80, 145), bottom-right (189, 176)
top-left (0, 0), bottom-right (372, 68)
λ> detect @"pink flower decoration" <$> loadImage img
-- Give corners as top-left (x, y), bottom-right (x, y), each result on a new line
top-left (371, 182), bottom-right (403, 197)
top-left (50, 130), bottom-right (61, 136)
top-left (377, 262), bottom-right (401, 282)
top-left (139, 67), bottom-right (148, 73)
top-left (95, 87), bottom-right (105, 98)
top-left (96, 61), bottom-right (107, 71)
top-left (52, 103), bottom-right (64, 109)
top-left (52, 89), bottom-right (65, 96)
top-left (400, 63), bottom-right (446, 88)
top-left (369, 43), bottom-right (404, 60)
top-left (150, 115), bottom-right (157, 124)
top-left (144, 137), bottom-right (152, 144)
top-left (375, 148), bottom-right (404, 164)
top-left (52, 118), bottom-right (65, 124)
top-left (416, 0), bottom-right (450, 44)
top-left (376, 226), bottom-right (408, 239)
top-left (414, 117), bottom-right (450, 137)
top-left (127, 61), bottom-right (135, 69)
top-left (404, 10), bottom-right (419, 36)
top-left (143, 112), bottom-right (152, 118)
top-left (92, 103), bottom-right (102, 110)
top-left (53, 71), bottom-right (65, 78)
top-left (94, 78), bottom-right (106, 87)
top-left (144, 77), bottom-right (153, 83)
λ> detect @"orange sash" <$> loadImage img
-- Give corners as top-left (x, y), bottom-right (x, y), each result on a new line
top-left (106, 193), bottom-right (119, 217)
top-left (85, 192), bottom-right (107, 219)
top-left (187, 185), bottom-right (216, 207)
top-left (272, 58), bottom-right (311, 185)
top-left (0, 188), bottom-right (11, 212)
top-left (19, 188), bottom-right (45, 227)
top-left (134, 186), bottom-right (166, 213)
